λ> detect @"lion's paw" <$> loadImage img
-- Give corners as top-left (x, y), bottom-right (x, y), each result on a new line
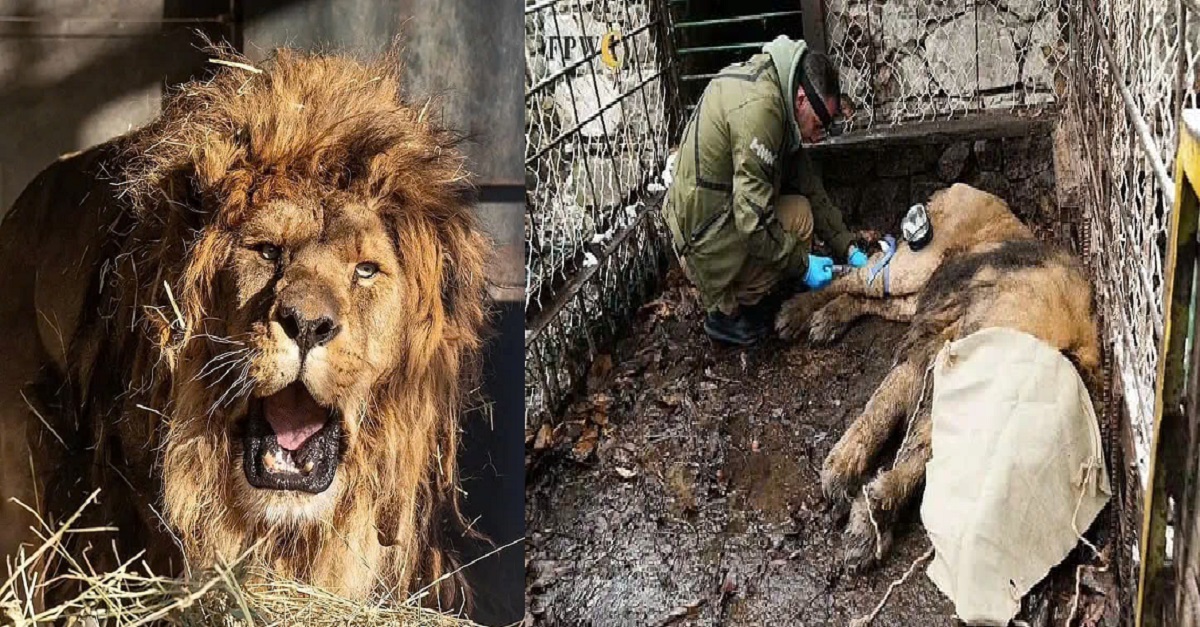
top-left (775, 293), bottom-right (823, 340)
top-left (808, 305), bottom-right (849, 344)
top-left (842, 497), bottom-right (892, 574)
top-left (820, 443), bottom-right (865, 503)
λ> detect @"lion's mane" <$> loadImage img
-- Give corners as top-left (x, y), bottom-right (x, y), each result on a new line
top-left (71, 45), bottom-right (489, 606)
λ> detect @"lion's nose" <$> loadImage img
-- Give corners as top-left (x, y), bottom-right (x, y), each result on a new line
top-left (276, 306), bottom-right (341, 354)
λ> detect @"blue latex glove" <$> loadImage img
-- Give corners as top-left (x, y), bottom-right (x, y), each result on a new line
top-left (847, 245), bottom-right (869, 268)
top-left (804, 254), bottom-right (834, 290)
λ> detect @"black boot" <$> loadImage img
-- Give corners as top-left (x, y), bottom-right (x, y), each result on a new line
top-left (703, 309), bottom-right (769, 346)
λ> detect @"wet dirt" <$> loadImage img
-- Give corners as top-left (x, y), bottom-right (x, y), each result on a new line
top-left (526, 272), bottom-right (958, 626)
top-left (525, 135), bottom-right (1124, 626)
top-left (525, 270), bottom-right (1119, 627)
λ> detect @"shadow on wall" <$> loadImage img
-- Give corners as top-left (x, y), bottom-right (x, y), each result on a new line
top-left (0, 0), bottom-right (248, 214)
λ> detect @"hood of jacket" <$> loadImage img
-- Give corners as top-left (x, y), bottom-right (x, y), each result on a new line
top-left (763, 35), bottom-right (808, 152)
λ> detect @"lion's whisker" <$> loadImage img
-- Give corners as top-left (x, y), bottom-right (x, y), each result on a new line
top-left (193, 347), bottom-right (252, 381)
top-left (197, 352), bottom-right (251, 386)
top-left (209, 361), bottom-right (254, 416)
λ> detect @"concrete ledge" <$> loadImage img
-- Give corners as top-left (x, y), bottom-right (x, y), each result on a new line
top-left (812, 113), bottom-right (1056, 153)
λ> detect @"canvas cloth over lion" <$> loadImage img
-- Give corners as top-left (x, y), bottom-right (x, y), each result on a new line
top-left (923, 327), bottom-right (1110, 625)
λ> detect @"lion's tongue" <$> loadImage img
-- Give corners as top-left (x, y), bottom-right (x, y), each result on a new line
top-left (263, 383), bottom-right (328, 451)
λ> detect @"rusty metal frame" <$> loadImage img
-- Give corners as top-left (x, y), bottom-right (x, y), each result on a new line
top-left (1137, 109), bottom-right (1200, 627)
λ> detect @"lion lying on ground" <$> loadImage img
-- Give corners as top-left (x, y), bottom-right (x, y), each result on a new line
top-left (775, 183), bottom-right (1100, 571)
top-left (0, 47), bottom-right (489, 609)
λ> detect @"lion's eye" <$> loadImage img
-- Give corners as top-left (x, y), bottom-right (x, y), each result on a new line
top-left (256, 243), bottom-right (282, 261)
top-left (355, 262), bottom-right (379, 280)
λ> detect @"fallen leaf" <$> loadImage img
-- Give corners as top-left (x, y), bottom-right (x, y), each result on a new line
top-left (533, 424), bottom-right (554, 450)
top-left (661, 598), bottom-right (706, 625)
top-left (572, 425), bottom-right (599, 461)
top-left (588, 354), bottom-right (614, 390)
top-left (720, 571), bottom-right (737, 595)
top-left (591, 393), bottom-right (611, 426)
top-left (660, 393), bottom-right (683, 407)
top-left (615, 466), bottom-right (638, 479)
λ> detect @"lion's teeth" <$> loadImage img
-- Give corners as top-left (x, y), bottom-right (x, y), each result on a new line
top-left (263, 446), bottom-right (304, 474)
top-left (303, 460), bottom-right (314, 475)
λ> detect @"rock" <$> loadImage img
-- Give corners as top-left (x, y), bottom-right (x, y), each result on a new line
top-left (911, 175), bottom-right (943, 204)
top-left (828, 186), bottom-right (863, 221)
top-left (937, 141), bottom-right (972, 181)
top-left (1003, 135), bottom-right (1051, 180)
top-left (1024, 13), bottom-right (1066, 91)
top-left (881, 2), bottom-right (925, 47)
top-left (924, 13), bottom-right (977, 97)
top-left (977, 9), bottom-right (1020, 91)
top-left (970, 171), bottom-right (1009, 198)
top-left (891, 52), bottom-right (931, 100)
top-left (876, 147), bottom-right (924, 177)
top-left (974, 139), bottom-right (1002, 171)
top-left (1053, 118), bottom-right (1087, 208)
top-left (1002, 0), bottom-right (1045, 21)
top-left (814, 151), bottom-right (874, 184)
top-left (860, 178), bottom-right (908, 216)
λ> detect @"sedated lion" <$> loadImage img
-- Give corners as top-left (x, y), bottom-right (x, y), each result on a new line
top-left (774, 183), bottom-right (1101, 571)
top-left (0, 47), bottom-right (490, 609)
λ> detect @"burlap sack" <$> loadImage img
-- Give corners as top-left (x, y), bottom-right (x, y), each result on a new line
top-left (921, 328), bottom-right (1110, 625)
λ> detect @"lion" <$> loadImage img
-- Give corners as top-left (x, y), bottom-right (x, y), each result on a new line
top-left (0, 46), bottom-right (490, 610)
top-left (774, 183), bottom-right (1100, 572)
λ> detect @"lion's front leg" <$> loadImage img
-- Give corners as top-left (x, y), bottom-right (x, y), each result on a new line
top-left (808, 294), bottom-right (920, 344)
top-left (821, 244), bottom-right (946, 300)
top-left (821, 357), bottom-right (925, 519)
top-left (775, 290), bottom-right (839, 340)
top-left (0, 355), bottom-right (55, 605)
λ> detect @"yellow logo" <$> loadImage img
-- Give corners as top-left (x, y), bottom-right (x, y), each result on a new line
top-left (600, 29), bottom-right (623, 69)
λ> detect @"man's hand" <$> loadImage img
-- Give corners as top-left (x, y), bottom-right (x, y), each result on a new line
top-left (854, 229), bottom-right (882, 249)
top-left (847, 245), bottom-right (869, 268)
top-left (804, 254), bottom-right (835, 290)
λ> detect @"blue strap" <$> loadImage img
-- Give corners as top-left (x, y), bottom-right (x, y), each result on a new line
top-left (867, 235), bottom-right (898, 290)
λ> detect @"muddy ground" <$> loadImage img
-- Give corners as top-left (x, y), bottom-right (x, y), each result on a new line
top-left (525, 269), bottom-right (1120, 627)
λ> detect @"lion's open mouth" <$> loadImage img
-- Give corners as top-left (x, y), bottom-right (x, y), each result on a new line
top-left (242, 382), bottom-right (342, 493)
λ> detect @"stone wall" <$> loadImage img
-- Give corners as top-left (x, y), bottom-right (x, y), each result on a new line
top-left (825, 0), bottom-right (1069, 127)
top-left (808, 121), bottom-right (1068, 245)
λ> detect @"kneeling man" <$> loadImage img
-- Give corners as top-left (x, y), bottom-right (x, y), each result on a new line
top-left (664, 35), bottom-right (870, 346)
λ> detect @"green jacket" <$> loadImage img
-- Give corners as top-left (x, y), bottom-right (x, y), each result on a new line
top-left (663, 36), bottom-right (854, 302)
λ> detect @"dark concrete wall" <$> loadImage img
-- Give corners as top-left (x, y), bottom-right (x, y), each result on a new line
top-left (808, 121), bottom-right (1070, 248)
top-left (0, 0), bottom-right (231, 216)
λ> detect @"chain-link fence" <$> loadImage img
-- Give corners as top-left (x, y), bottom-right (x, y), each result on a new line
top-left (525, 0), bottom-right (680, 427)
top-left (524, 0), bottom-right (1078, 428)
top-left (1067, 0), bottom-right (1200, 489)
top-left (824, 0), bottom-right (1069, 133)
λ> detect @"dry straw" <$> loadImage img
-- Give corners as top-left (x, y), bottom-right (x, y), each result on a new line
top-left (1, 493), bottom-right (479, 627)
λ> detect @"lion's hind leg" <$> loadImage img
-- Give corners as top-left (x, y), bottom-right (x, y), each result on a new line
top-left (841, 405), bottom-right (933, 572)
top-left (820, 356), bottom-right (927, 520)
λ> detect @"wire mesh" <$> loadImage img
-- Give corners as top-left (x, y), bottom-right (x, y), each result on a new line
top-left (525, 0), bottom-right (679, 427)
top-left (1067, 0), bottom-right (1200, 489)
top-left (823, 0), bottom-right (1070, 133)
